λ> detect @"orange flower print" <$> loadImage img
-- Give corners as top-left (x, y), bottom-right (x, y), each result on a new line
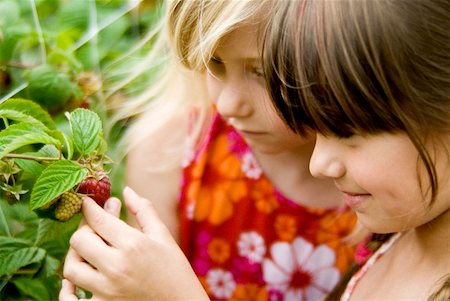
top-left (208, 238), bottom-right (231, 264)
top-left (186, 134), bottom-right (248, 225)
top-left (230, 283), bottom-right (268, 301)
top-left (252, 178), bottom-right (279, 214)
top-left (274, 214), bottom-right (297, 242)
top-left (315, 211), bottom-right (357, 272)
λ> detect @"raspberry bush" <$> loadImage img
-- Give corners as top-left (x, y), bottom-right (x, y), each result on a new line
top-left (0, 0), bottom-right (163, 299)
top-left (0, 98), bottom-right (110, 215)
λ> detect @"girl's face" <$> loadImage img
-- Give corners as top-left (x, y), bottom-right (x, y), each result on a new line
top-left (206, 24), bottom-right (310, 154)
top-left (309, 132), bottom-right (450, 233)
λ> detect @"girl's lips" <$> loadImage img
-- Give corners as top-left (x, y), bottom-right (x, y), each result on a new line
top-left (342, 192), bottom-right (370, 209)
top-left (239, 130), bottom-right (267, 139)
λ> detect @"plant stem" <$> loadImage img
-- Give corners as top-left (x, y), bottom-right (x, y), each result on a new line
top-left (15, 268), bottom-right (39, 275)
top-left (29, 0), bottom-right (47, 64)
top-left (0, 82), bottom-right (28, 104)
top-left (4, 153), bottom-right (60, 162)
top-left (69, 0), bottom-right (141, 52)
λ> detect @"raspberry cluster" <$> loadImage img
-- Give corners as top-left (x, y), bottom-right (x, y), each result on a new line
top-left (77, 176), bottom-right (111, 207)
top-left (55, 191), bottom-right (82, 221)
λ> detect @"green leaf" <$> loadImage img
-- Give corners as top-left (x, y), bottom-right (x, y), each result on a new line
top-left (0, 246), bottom-right (45, 276)
top-left (0, 23), bottom-right (31, 62)
top-left (48, 130), bottom-right (74, 160)
top-left (26, 64), bottom-right (74, 109)
top-left (14, 158), bottom-right (45, 194)
top-left (35, 217), bottom-right (79, 246)
top-left (0, 98), bottom-right (56, 130)
top-left (11, 276), bottom-right (51, 301)
top-left (37, 255), bottom-right (60, 278)
top-left (0, 236), bottom-right (31, 255)
top-left (68, 109), bottom-right (103, 156)
top-left (30, 160), bottom-right (87, 210)
top-left (0, 1), bottom-right (20, 27)
top-left (0, 123), bottom-right (62, 159)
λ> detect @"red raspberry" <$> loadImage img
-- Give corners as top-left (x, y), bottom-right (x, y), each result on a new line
top-left (77, 176), bottom-right (111, 207)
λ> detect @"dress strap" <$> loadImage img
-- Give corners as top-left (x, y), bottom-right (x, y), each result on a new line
top-left (340, 232), bottom-right (402, 301)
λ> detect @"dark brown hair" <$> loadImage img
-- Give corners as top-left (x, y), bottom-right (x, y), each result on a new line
top-left (264, 0), bottom-right (450, 203)
top-left (263, 0), bottom-right (450, 299)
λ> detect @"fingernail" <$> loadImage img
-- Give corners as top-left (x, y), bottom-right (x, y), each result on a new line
top-left (124, 186), bottom-right (136, 197)
top-left (104, 198), bottom-right (119, 212)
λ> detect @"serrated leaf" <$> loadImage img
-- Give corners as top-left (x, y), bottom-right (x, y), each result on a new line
top-left (30, 160), bottom-right (87, 210)
top-left (48, 130), bottom-right (73, 160)
top-left (38, 254), bottom-right (60, 278)
top-left (14, 158), bottom-right (45, 181)
top-left (37, 145), bottom-right (60, 158)
top-left (0, 236), bottom-right (31, 255)
top-left (0, 123), bottom-right (61, 159)
top-left (11, 276), bottom-right (51, 301)
top-left (0, 98), bottom-right (56, 130)
top-left (96, 133), bottom-right (108, 155)
top-left (0, 246), bottom-right (45, 276)
top-left (35, 217), bottom-right (79, 246)
top-left (68, 109), bottom-right (103, 156)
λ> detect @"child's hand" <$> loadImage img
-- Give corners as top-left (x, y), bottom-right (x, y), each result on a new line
top-left (60, 187), bottom-right (208, 301)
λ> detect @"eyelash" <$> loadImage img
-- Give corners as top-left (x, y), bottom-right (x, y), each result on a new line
top-left (250, 67), bottom-right (264, 77)
top-left (210, 57), bottom-right (222, 65)
top-left (208, 57), bottom-right (264, 78)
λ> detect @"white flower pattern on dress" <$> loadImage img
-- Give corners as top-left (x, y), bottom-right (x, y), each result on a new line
top-left (237, 231), bottom-right (266, 263)
top-left (186, 201), bottom-right (195, 220)
top-left (263, 237), bottom-right (340, 301)
top-left (241, 152), bottom-right (262, 179)
top-left (206, 268), bottom-right (236, 299)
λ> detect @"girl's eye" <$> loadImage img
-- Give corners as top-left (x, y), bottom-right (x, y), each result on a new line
top-left (210, 56), bottom-right (222, 65)
top-left (250, 67), bottom-right (264, 77)
top-left (207, 56), bottom-right (225, 77)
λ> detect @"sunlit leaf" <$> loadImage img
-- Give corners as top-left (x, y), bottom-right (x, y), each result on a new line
top-left (29, 160), bottom-right (87, 210)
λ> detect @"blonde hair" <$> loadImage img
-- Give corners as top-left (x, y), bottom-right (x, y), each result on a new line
top-left (114, 0), bottom-right (275, 170)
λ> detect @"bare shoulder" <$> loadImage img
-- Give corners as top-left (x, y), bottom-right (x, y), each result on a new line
top-left (125, 111), bottom-right (190, 239)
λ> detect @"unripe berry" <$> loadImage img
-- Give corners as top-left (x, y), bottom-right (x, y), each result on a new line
top-left (55, 191), bottom-right (82, 221)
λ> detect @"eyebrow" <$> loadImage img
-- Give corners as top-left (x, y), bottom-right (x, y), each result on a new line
top-left (212, 52), bottom-right (261, 64)
top-left (245, 57), bottom-right (262, 64)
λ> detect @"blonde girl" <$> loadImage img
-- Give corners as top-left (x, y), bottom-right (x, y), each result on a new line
top-left (61, 0), bottom-right (360, 300)
top-left (264, 0), bottom-right (450, 300)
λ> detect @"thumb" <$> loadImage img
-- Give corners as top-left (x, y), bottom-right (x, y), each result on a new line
top-left (123, 186), bottom-right (174, 243)
top-left (103, 197), bottom-right (121, 218)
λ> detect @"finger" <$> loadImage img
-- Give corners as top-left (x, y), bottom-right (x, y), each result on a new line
top-left (59, 279), bottom-right (79, 301)
top-left (69, 225), bottom-right (116, 271)
top-left (103, 197), bottom-right (121, 218)
top-left (123, 186), bottom-right (174, 242)
top-left (81, 197), bottom-right (139, 247)
top-left (63, 249), bottom-right (109, 295)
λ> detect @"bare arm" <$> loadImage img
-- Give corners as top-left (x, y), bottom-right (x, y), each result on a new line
top-left (125, 111), bottom-right (189, 242)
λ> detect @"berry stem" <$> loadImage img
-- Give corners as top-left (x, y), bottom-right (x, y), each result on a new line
top-left (4, 153), bottom-right (61, 162)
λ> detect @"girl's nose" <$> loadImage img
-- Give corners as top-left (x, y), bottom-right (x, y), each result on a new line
top-left (309, 134), bottom-right (346, 179)
top-left (215, 81), bottom-right (252, 119)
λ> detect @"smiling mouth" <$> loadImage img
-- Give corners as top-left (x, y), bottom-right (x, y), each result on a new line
top-left (342, 192), bottom-right (370, 209)
top-left (240, 130), bottom-right (265, 135)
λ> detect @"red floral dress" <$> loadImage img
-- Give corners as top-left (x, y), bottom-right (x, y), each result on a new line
top-left (179, 113), bottom-right (357, 301)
